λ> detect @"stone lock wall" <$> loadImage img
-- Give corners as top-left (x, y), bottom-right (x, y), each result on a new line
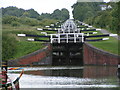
top-left (83, 42), bottom-right (120, 65)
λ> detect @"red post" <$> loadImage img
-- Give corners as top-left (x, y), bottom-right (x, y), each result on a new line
top-left (2, 60), bottom-right (8, 89)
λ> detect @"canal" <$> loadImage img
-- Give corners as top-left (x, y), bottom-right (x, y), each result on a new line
top-left (8, 66), bottom-right (120, 89)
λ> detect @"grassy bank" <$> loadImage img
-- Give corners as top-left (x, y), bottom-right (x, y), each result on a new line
top-left (13, 41), bottom-right (44, 59)
top-left (88, 37), bottom-right (119, 55)
top-left (3, 22), bottom-right (119, 61)
top-left (2, 15), bottom-right (59, 61)
top-left (86, 29), bottom-right (119, 55)
top-left (3, 24), bottom-right (46, 60)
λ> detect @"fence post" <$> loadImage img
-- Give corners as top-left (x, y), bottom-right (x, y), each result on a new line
top-left (74, 33), bottom-right (76, 43)
top-left (50, 34), bottom-right (53, 43)
top-left (66, 34), bottom-right (68, 43)
top-left (58, 34), bottom-right (60, 43)
top-left (82, 33), bottom-right (84, 42)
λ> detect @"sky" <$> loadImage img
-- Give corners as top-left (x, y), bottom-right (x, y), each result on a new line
top-left (1, 0), bottom-right (78, 19)
top-left (0, 0), bottom-right (111, 19)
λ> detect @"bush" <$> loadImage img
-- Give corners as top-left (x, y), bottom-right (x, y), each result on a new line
top-left (2, 33), bottom-right (17, 60)
top-left (40, 19), bottom-right (57, 26)
top-left (2, 16), bottom-right (19, 24)
top-left (11, 21), bottom-right (20, 26)
top-left (2, 15), bottom-right (58, 27)
top-left (19, 17), bottom-right (39, 26)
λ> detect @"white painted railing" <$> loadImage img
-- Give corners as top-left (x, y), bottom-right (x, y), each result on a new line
top-left (50, 33), bottom-right (84, 43)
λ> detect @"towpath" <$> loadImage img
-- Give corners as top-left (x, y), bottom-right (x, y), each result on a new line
top-left (100, 29), bottom-right (120, 40)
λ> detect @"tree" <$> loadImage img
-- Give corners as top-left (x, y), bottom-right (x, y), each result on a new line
top-left (72, 2), bottom-right (103, 21)
top-left (2, 6), bottom-right (70, 21)
top-left (2, 6), bottom-right (25, 17)
top-left (61, 8), bottom-right (69, 20)
top-left (2, 7), bottom-right (40, 19)
top-left (22, 12), bottom-right (30, 17)
top-left (51, 9), bottom-right (62, 20)
top-left (39, 13), bottom-right (51, 20)
top-left (26, 9), bottom-right (40, 18)
top-left (51, 8), bottom-right (69, 20)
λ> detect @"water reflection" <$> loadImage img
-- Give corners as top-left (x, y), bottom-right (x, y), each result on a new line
top-left (24, 69), bottom-right (83, 78)
top-left (8, 66), bottom-right (120, 88)
top-left (83, 66), bottom-right (117, 78)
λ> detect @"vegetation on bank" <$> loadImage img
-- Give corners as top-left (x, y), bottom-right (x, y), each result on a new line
top-left (3, 25), bottom-right (42, 60)
top-left (81, 30), bottom-right (119, 55)
top-left (89, 37), bottom-right (119, 55)
top-left (1, 6), bottom-right (69, 21)
top-left (72, 1), bottom-right (120, 55)
top-left (2, 6), bottom-right (69, 61)
top-left (78, 28), bottom-right (119, 55)
top-left (72, 1), bottom-right (120, 34)
top-left (2, 2), bottom-right (120, 61)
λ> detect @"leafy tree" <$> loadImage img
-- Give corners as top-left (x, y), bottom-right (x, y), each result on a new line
top-left (26, 9), bottom-right (40, 18)
top-left (2, 6), bottom-right (40, 19)
top-left (72, 2), bottom-right (103, 21)
top-left (72, 1), bottom-right (119, 34)
top-left (51, 8), bottom-right (69, 20)
top-left (111, 1), bottom-right (120, 33)
top-left (61, 8), bottom-right (69, 20)
top-left (2, 6), bottom-right (25, 17)
top-left (22, 12), bottom-right (30, 17)
top-left (38, 13), bottom-right (51, 20)
top-left (94, 11), bottom-right (112, 28)
top-left (2, 6), bottom-right (69, 21)
top-left (51, 9), bottom-right (62, 20)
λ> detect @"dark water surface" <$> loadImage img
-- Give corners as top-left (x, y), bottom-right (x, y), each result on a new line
top-left (8, 66), bottom-right (120, 88)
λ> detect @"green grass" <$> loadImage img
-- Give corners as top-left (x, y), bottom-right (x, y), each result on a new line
top-left (13, 41), bottom-right (44, 59)
top-left (2, 24), bottom-right (47, 60)
top-left (88, 36), bottom-right (119, 55)
top-left (82, 27), bottom-right (119, 55)
top-left (3, 23), bottom-right (119, 61)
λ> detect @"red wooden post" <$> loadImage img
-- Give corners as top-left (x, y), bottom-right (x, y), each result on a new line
top-left (2, 60), bottom-right (8, 89)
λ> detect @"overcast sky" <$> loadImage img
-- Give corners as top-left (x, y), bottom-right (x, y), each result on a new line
top-left (0, 0), bottom-right (111, 19)
top-left (1, 0), bottom-right (78, 19)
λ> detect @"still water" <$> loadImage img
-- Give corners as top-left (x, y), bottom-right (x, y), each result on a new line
top-left (8, 66), bottom-right (120, 88)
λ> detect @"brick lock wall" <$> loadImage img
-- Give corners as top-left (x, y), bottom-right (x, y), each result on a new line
top-left (19, 51), bottom-right (46, 65)
top-left (83, 42), bottom-right (120, 65)
top-left (8, 44), bottom-right (52, 66)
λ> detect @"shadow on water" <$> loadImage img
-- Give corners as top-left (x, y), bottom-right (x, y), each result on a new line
top-left (24, 69), bottom-right (83, 78)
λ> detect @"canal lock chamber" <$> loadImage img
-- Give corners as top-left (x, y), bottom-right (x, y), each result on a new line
top-left (52, 43), bottom-right (83, 66)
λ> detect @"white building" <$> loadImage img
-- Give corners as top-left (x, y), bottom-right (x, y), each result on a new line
top-left (100, 5), bottom-right (112, 10)
top-left (110, 0), bottom-right (119, 2)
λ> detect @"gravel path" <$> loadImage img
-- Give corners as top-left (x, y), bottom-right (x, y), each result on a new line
top-left (100, 29), bottom-right (120, 40)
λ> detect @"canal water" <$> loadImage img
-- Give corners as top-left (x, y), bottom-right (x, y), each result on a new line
top-left (8, 66), bottom-right (120, 89)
